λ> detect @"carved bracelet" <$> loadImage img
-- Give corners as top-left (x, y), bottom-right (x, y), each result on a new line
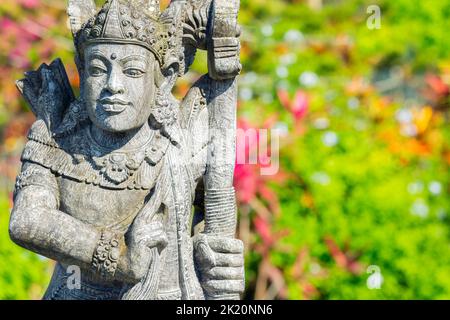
top-left (92, 230), bottom-right (121, 278)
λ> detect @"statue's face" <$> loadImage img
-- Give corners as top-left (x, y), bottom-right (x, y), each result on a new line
top-left (83, 43), bottom-right (157, 132)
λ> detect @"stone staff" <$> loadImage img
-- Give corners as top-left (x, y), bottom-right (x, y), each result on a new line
top-left (202, 0), bottom-right (242, 300)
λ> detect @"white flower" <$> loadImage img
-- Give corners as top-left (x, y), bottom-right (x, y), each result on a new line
top-left (410, 199), bottom-right (429, 218)
top-left (400, 124), bottom-right (418, 137)
top-left (261, 24), bottom-right (273, 37)
top-left (428, 181), bottom-right (442, 195)
top-left (276, 66), bottom-right (289, 78)
top-left (239, 87), bottom-right (253, 101)
top-left (322, 131), bottom-right (339, 147)
top-left (313, 117), bottom-right (330, 130)
top-left (299, 71), bottom-right (319, 87)
top-left (284, 29), bottom-right (304, 43)
top-left (395, 108), bottom-right (413, 124)
top-left (407, 181), bottom-right (424, 195)
top-left (311, 172), bottom-right (331, 185)
top-left (279, 53), bottom-right (297, 65)
top-left (347, 97), bottom-right (360, 110)
top-left (240, 72), bottom-right (258, 85)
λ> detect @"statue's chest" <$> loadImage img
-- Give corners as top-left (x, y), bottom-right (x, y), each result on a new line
top-left (58, 177), bottom-right (150, 229)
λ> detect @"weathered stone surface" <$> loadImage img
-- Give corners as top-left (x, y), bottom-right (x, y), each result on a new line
top-left (10, 0), bottom-right (243, 300)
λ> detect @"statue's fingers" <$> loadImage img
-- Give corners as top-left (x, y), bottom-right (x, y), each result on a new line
top-left (194, 234), bottom-right (216, 267)
top-left (213, 253), bottom-right (243, 267)
top-left (133, 222), bottom-right (164, 240)
top-left (207, 237), bottom-right (243, 254)
top-left (205, 266), bottom-right (244, 280)
top-left (202, 279), bottom-right (245, 294)
top-left (196, 242), bottom-right (216, 267)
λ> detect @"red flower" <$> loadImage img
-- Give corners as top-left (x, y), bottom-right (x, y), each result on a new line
top-left (426, 74), bottom-right (449, 97)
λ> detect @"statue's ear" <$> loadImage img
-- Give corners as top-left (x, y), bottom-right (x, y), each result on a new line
top-left (67, 0), bottom-right (97, 36)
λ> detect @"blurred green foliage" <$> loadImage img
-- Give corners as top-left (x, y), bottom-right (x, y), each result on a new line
top-left (0, 0), bottom-right (449, 299)
top-left (236, 0), bottom-right (450, 300)
top-left (0, 195), bottom-right (52, 299)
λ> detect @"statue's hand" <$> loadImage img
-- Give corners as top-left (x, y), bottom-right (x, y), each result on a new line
top-left (128, 221), bottom-right (168, 252)
top-left (193, 233), bottom-right (245, 298)
top-left (117, 222), bottom-right (168, 283)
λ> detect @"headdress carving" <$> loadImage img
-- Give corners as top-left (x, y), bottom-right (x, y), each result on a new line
top-left (72, 0), bottom-right (180, 68)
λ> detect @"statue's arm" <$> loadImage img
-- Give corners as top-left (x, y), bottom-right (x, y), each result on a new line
top-left (9, 162), bottom-right (101, 270)
top-left (9, 161), bottom-right (148, 284)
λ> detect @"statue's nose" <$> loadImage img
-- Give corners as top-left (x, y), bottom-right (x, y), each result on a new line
top-left (106, 69), bottom-right (125, 95)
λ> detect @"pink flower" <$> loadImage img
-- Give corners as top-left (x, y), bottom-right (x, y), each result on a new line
top-left (0, 18), bottom-right (15, 30)
top-left (277, 89), bottom-right (309, 122)
top-left (10, 41), bottom-right (32, 69)
top-left (234, 118), bottom-right (287, 206)
top-left (234, 164), bottom-right (257, 204)
top-left (277, 89), bottom-right (291, 109)
top-left (291, 90), bottom-right (309, 121)
top-left (20, 0), bottom-right (40, 9)
top-left (234, 119), bottom-right (258, 204)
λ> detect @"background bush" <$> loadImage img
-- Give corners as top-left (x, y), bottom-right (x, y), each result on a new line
top-left (0, 0), bottom-right (449, 299)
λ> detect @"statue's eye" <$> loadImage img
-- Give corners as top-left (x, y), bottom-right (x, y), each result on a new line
top-left (89, 66), bottom-right (107, 77)
top-left (124, 68), bottom-right (145, 77)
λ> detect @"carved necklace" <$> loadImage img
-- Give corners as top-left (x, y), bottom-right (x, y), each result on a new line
top-left (84, 127), bottom-right (166, 185)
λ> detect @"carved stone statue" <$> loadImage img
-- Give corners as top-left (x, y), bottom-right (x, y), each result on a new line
top-left (10, 0), bottom-right (243, 300)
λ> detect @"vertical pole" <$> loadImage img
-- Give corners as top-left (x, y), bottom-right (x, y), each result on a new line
top-left (203, 0), bottom-right (241, 300)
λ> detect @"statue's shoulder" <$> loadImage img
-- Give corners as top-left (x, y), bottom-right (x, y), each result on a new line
top-left (21, 114), bottom-right (89, 171)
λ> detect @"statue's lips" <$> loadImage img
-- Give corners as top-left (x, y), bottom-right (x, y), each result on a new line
top-left (99, 99), bottom-right (131, 114)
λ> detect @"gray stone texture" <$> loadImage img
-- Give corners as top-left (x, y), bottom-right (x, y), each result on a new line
top-left (10, 0), bottom-right (244, 300)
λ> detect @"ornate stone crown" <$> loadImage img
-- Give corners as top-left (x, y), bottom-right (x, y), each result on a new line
top-left (75, 0), bottom-right (177, 66)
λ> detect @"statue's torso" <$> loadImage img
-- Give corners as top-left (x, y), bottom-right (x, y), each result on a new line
top-left (58, 177), bottom-right (150, 231)
top-left (22, 120), bottom-right (170, 231)
top-left (17, 80), bottom-right (210, 300)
